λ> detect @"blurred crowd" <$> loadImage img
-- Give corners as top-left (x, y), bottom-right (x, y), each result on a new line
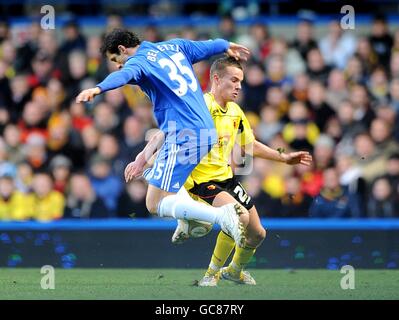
top-left (0, 13), bottom-right (398, 221)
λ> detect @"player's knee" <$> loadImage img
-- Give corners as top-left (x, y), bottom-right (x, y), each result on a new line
top-left (146, 199), bottom-right (159, 216)
top-left (248, 227), bottom-right (266, 246)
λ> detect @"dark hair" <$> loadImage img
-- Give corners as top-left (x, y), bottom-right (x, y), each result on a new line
top-left (210, 56), bottom-right (243, 79)
top-left (100, 28), bottom-right (141, 56)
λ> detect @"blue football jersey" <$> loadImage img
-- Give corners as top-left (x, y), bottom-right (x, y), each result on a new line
top-left (96, 38), bottom-right (229, 145)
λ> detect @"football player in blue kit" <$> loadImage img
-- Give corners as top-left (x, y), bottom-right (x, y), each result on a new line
top-left (76, 29), bottom-right (251, 246)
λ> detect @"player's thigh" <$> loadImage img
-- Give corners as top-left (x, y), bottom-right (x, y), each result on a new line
top-left (246, 206), bottom-right (267, 245)
top-left (212, 190), bottom-right (242, 208)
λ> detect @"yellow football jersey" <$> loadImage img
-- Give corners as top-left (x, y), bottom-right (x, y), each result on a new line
top-left (187, 92), bottom-right (255, 186)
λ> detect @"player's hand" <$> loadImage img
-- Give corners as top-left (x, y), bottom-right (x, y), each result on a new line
top-left (124, 157), bottom-right (147, 183)
top-left (282, 151), bottom-right (313, 166)
top-left (227, 42), bottom-right (251, 61)
top-left (75, 87), bottom-right (101, 103)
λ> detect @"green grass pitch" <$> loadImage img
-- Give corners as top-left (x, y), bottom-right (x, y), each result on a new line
top-left (0, 269), bottom-right (398, 300)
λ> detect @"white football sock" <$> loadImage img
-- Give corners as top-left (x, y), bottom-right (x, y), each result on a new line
top-left (176, 187), bottom-right (192, 200)
top-left (158, 194), bottom-right (222, 224)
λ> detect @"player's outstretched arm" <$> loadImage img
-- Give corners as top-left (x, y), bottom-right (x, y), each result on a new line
top-left (75, 87), bottom-right (101, 103)
top-left (244, 140), bottom-right (313, 166)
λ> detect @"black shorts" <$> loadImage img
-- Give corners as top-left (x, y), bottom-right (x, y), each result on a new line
top-left (189, 176), bottom-right (254, 211)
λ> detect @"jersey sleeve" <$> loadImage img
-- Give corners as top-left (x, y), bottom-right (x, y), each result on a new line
top-left (96, 63), bottom-right (143, 92)
top-left (237, 108), bottom-right (255, 146)
top-left (177, 39), bottom-right (229, 64)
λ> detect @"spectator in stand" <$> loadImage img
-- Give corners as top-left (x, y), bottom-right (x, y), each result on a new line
top-left (117, 178), bottom-right (149, 218)
top-left (143, 25), bottom-right (164, 42)
top-left (15, 21), bottom-right (41, 73)
top-left (93, 101), bottom-right (120, 135)
top-left (119, 115), bottom-right (146, 168)
top-left (243, 173), bottom-right (279, 218)
top-left (336, 154), bottom-right (367, 207)
top-left (291, 19), bottom-right (318, 61)
top-left (64, 172), bottom-right (110, 219)
top-left (28, 51), bottom-right (58, 89)
top-left (366, 177), bottom-right (397, 218)
top-left (309, 166), bottom-right (362, 218)
top-left (15, 162), bottom-right (33, 193)
top-left (335, 100), bottom-right (366, 156)
top-left (268, 37), bottom-right (305, 77)
top-left (59, 20), bottom-right (86, 55)
top-left (282, 101), bottom-right (319, 152)
top-left (64, 50), bottom-right (89, 101)
top-left (86, 35), bottom-right (103, 77)
top-left (23, 134), bottom-right (50, 173)
top-left (47, 111), bottom-right (85, 168)
top-left (265, 86), bottom-right (290, 118)
top-left (97, 133), bottom-right (124, 177)
top-left (217, 14), bottom-right (238, 42)
top-left (37, 30), bottom-right (59, 62)
top-left (369, 14), bottom-right (393, 67)
top-left (280, 175), bottom-right (313, 217)
top-left (49, 155), bottom-right (72, 194)
top-left (295, 160), bottom-right (323, 198)
top-left (8, 74), bottom-right (31, 122)
top-left (319, 20), bottom-right (357, 69)
top-left (313, 134), bottom-right (336, 171)
top-left (69, 100), bottom-right (93, 132)
top-left (241, 60), bottom-right (267, 114)
top-left (355, 37), bottom-right (379, 77)
top-left (353, 132), bottom-right (387, 184)
top-left (289, 73), bottom-right (309, 103)
top-left (3, 124), bottom-right (24, 164)
top-left (247, 22), bottom-right (272, 62)
top-left (367, 66), bottom-right (390, 104)
top-left (264, 54), bottom-right (293, 92)
top-left (305, 48), bottom-right (332, 84)
top-left (0, 173), bottom-right (34, 221)
top-left (31, 172), bottom-right (65, 221)
top-left (81, 124), bottom-right (100, 163)
top-left (18, 100), bottom-right (48, 144)
top-left (349, 84), bottom-right (376, 128)
top-left (325, 69), bottom-right (349, 112)
top-left (88, 154), bottom-right (123, 216)
top-left (255, 104), bottom-right (283, 145)
top-left (370, 118), bottom-right (399, 158)
top-left (306, 80), bottom-right (336, 131)
top-left (104, 88), bottom-right (132, 126)
top-left (344, 55), bottom-right (366, 86)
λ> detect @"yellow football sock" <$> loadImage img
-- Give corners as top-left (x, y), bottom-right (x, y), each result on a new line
top-left (206, 231), bottom-right (235, 276)
top-left (227, 245), bottom-right (257, 276)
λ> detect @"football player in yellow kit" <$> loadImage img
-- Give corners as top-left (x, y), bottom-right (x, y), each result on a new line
top-left (125, 56), bottom-right (312, 286)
